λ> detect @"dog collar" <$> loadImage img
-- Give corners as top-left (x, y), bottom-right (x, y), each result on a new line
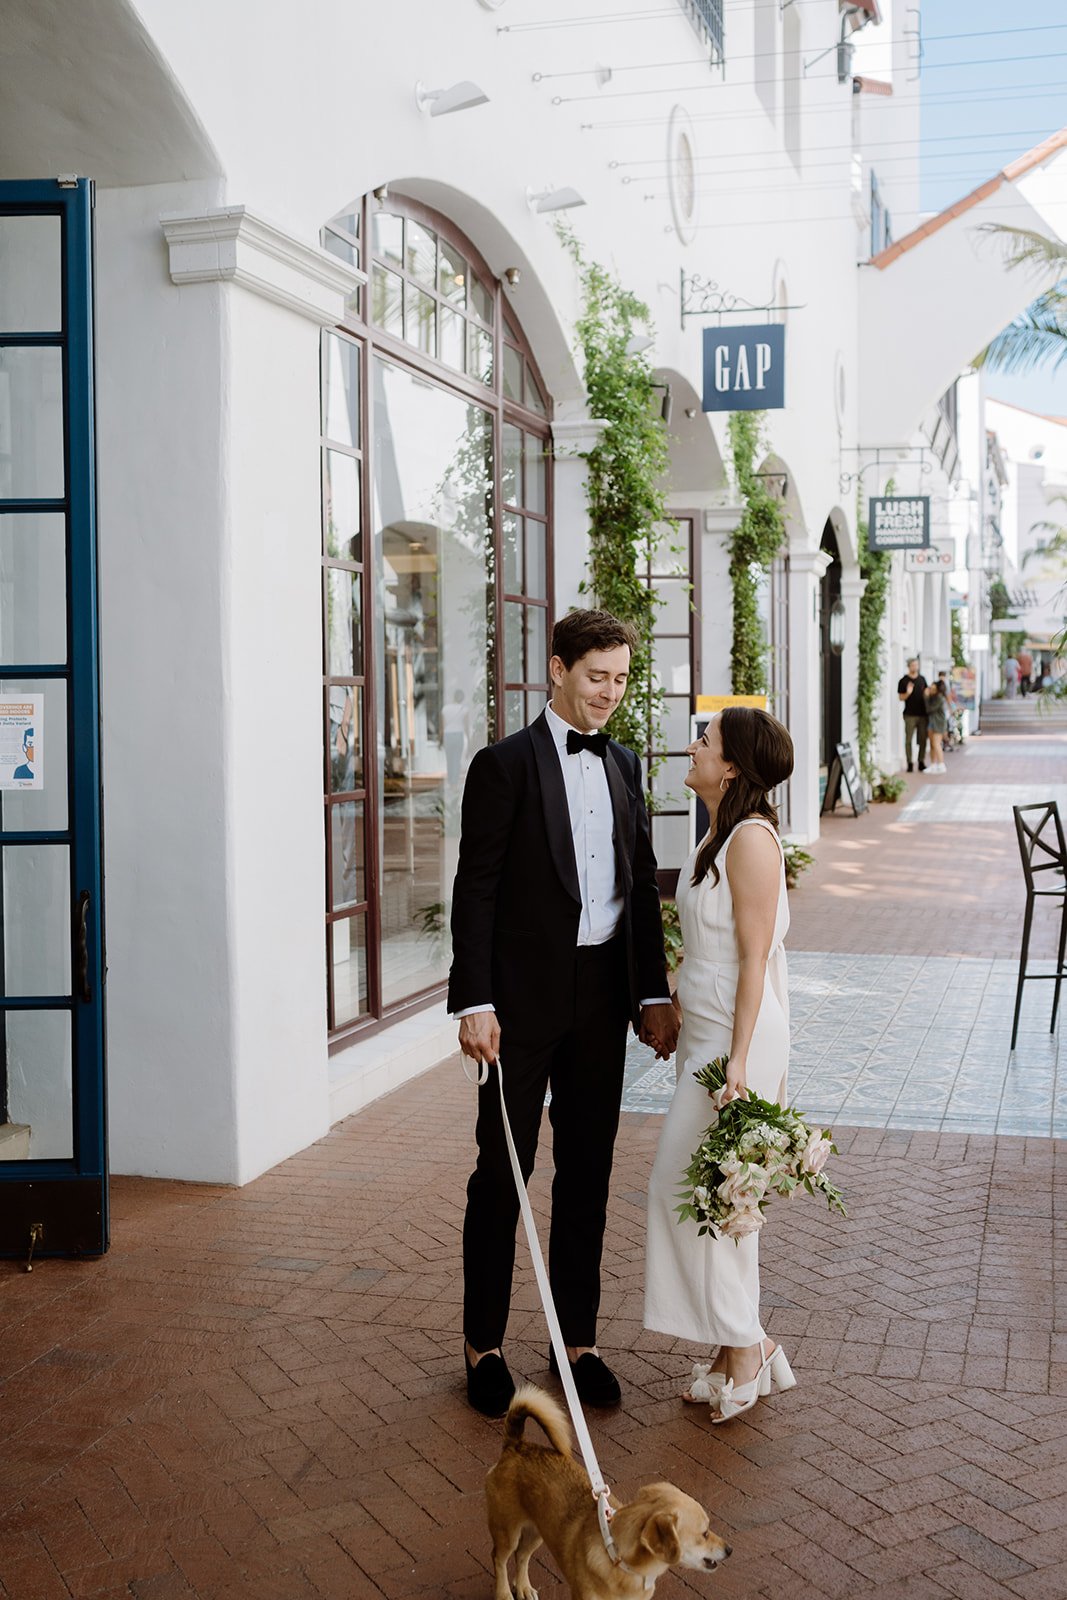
top-left (611, 1553), bottom-right (653, 1594)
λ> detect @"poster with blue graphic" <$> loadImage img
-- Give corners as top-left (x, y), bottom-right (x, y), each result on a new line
top-left (0, 696), bottom-right (43, 789)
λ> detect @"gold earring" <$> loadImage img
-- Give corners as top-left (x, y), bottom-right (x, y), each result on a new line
top-left (719, 775), bottom-right (728, 793)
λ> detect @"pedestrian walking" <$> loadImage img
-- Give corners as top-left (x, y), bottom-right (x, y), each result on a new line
top-left (925, 677), bottom-right (949, 772)
top-left (449, 608), bottom-right (679, 1417)
top-left (1003, 654), bottom-right (1020, 699)
top-left (645, 707), bottom-right (797, 1422)
top-left (897, 657), bottom-right (928, 771)
top-left (1017, 647), bottom-right (1033, 697)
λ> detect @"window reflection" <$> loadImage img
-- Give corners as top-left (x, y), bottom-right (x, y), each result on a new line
top-left (373, 358), bottom-right (492, 1008)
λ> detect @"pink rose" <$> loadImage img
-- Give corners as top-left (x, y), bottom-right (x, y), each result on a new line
top-left (717, 1163), bottom-right (766, 1209)
top-left (720, 1208), bottom-right (764, 1239)
top-left (801, 1132), bottom-right (833, 1177)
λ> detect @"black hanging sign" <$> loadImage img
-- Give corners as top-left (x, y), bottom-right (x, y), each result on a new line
top-left (868, 496), bottom-right (930, 551)
top-left (821, 742), bottom-right (868, 817)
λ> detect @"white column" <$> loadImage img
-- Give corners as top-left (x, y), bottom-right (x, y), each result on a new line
top-left (551, 413), bottom-right (608, 613)
top-left (787, 548), bottom-right (833, 844)
top-left (839, 572), bottom-right (868, 750)
top-left (129, 205), bottom-right (364, 1184)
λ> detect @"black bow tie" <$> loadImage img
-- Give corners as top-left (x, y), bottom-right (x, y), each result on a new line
top-left (566, 729), bottom-right (609, 758)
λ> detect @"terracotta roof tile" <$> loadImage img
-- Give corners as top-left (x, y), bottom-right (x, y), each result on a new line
top-left (871, 126), bottom-right (1067, 271)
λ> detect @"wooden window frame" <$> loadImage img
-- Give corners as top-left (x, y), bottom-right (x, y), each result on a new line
top-left (322, 194), bottom-right (554, 1047)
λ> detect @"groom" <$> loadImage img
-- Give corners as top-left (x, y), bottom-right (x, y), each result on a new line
top-left (449, 608), bottom-right (679, 1416)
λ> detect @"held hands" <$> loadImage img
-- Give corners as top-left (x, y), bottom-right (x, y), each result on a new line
top-left (458, 1010), bottom-right (501, 1067)
top-left (639, 1000), bottom-right (681, 1061)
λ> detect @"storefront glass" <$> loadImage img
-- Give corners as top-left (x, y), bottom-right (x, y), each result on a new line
top-left (372, 359), bottom-right (492, 1007)
top-left (321, 195), bottom-right (551, 1035)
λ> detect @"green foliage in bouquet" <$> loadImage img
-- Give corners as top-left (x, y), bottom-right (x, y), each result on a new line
top-left (676, 1056), bottom-right (846, 1241)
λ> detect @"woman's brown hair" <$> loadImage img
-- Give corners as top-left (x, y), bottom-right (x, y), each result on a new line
top-left (692, 706), bottom-right (795, 887)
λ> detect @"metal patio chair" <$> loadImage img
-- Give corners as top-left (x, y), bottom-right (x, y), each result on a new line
top-left (1011, 802), bottom-right (1067, 1050)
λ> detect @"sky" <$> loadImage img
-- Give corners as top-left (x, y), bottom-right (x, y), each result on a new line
top-left (920, 0), bottom-right (1067, 417)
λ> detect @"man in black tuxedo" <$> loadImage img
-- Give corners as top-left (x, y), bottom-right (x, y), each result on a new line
top-left (449, 609), bottom-right (679, 1416)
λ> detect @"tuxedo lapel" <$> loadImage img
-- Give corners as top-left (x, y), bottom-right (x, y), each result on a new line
top-left (605, 744), bottom-right (634, 894)
top-left (529, 712), bottom-right (582, 906)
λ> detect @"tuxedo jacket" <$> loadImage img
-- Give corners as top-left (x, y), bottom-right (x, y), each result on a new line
top-left (447, 711), bottom-right (669, 1037)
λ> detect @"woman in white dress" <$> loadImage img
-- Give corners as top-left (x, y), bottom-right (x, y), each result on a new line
top-left (645, 706), bottom-right (796, 1423)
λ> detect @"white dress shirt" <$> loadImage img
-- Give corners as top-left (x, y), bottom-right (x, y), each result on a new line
top-left (454, 704), bottom-right (670, 1016)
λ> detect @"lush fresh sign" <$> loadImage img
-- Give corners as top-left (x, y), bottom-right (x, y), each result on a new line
top-left (702, 325), bottom-right (785, 412)
top-left (868, 496), bottom-right (930, 551)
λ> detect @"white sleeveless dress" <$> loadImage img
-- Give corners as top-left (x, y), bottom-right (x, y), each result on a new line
top-left (644, 817), bottom-right (790, 1348)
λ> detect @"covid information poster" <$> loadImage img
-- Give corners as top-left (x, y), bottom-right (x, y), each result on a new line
top-left (0, 695), bottom-right (43, 789)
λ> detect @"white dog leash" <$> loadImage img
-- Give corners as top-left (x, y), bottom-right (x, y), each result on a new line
top-left (463, 1052), bottom-right (638, 1575)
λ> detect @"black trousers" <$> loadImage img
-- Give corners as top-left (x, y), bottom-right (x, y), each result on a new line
top-left (462, 937), bottom-right (631, 1352)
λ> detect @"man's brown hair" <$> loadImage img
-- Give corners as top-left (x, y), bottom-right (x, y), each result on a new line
top-left (550, 608), bottom-right (639, 669)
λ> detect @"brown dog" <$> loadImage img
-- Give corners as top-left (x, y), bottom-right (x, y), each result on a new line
top-left (486, 1384), bottom-right (731, 1599)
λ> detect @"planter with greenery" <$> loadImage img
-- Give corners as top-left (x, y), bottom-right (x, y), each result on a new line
top-left (561, 230), bottom-right (671, 763)
top-left (782, 840), bottom-right (814, 890)
top-left (726, 411), bottom-right (786, 693)
top-left (869, 771), bottom-right (907, 803)
top-left (661, 898), bottom-right (684, 974)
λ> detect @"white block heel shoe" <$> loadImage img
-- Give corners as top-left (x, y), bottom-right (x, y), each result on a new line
top-left (713, 1340), bottom-right (796, 1423)
top-left (769, 1345), bottom-right (796, 1393)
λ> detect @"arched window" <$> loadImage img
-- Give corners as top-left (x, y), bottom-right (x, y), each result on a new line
top-left (320, 194), bottom-right (553, 1035)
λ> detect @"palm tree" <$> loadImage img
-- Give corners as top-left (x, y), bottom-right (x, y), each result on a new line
top-left (975, 227), bottom-right (1067, 376)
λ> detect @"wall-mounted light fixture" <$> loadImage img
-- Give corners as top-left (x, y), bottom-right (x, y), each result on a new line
top-left (503, 266), bottom-right (521, 288)
top-left (372, 184), bottom-right (389, 205)
top-left (415, 80), bottom-right (490, 117)
top-left (526, 186), bottom-right (586, 214)
top-left (684, 406), bottom-right (698, 420)
top-left (650, 382), bottom-right (673, 425)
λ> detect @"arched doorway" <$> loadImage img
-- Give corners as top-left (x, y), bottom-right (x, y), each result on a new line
top-left (320, 193), bottom-right (553, 1034)
top-left (819, 519), bottom-right (845, 774)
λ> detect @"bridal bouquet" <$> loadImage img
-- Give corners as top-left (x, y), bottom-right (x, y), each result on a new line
top-left (676, 1056), bottom-right (846, 1241)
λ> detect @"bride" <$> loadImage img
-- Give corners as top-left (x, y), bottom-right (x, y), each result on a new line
top-left (644, 706), bottom-right (796, 1423)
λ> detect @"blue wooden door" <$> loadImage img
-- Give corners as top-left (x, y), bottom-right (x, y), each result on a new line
top-left (0, 179), bottom-right (106, 1257)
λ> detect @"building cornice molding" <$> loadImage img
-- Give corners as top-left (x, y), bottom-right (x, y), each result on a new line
top-left (702, 504), bottom-right (745, 534)
top-left (161, 205), bottom-right (365, 326)
top-left (551, 417), bottom-right (610, 457)
top-left (790, 549), bottom-right (835, 578)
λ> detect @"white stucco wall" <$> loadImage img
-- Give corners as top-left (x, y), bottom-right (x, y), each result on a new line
top-left (95, 178), bottom-right (239, 1181)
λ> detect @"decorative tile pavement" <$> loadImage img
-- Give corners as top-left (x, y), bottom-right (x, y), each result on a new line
top-left (623, 953), bottom-right (1067, 1136)
top-left (897, 783), bottom-right (1067, 825)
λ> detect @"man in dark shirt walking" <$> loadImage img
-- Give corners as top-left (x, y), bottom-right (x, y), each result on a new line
top-left (897, 657), bottom-right (928, 772)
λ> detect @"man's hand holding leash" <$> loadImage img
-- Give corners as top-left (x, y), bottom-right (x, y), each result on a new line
top-left (459, 1010), bottom-right (501, 1067)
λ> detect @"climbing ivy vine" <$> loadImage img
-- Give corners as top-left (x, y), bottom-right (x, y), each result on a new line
top-left (560, 229), bottom-right (671, 762)
top-left (856, 544), bottom-right (892, 782)
top-left (726, 411), bottom-right (786, 693)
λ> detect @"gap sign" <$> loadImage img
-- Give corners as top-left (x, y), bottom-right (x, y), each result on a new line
top-left (702, 324), bottom-right (785, 412)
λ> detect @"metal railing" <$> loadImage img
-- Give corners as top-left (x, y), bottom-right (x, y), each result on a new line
top-left (679, 0), bottom-right (725, 64)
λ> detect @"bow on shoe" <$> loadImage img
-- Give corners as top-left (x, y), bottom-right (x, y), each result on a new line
top-left (688, 1363), bottom-right (726, 1405)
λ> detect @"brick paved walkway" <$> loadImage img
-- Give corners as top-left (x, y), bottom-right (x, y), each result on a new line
top-left (1, 721), bottom-right (1066, 1600)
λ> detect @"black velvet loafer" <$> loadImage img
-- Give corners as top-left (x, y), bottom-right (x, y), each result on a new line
top-left (548, 1347), bottom-right (622, 1407)
top-left (464, 1348), bottom-right (515, 1418)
